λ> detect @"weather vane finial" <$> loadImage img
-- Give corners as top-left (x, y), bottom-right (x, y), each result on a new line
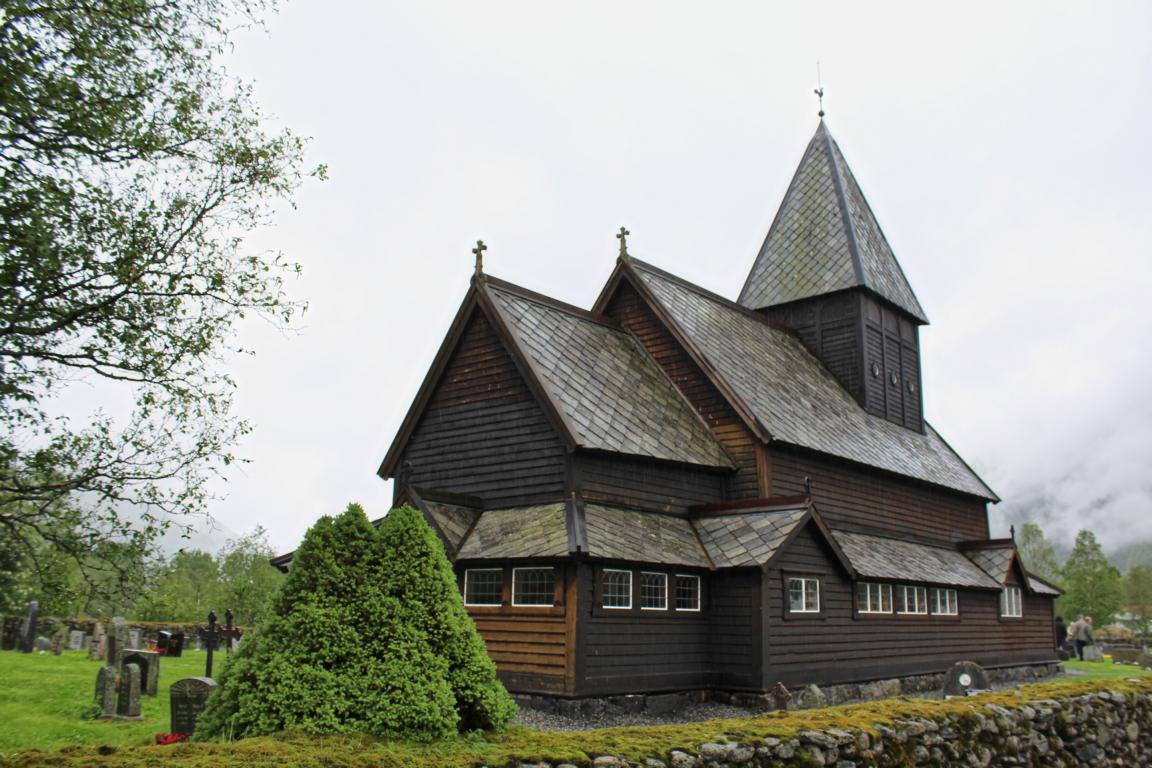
top-left (814, 60), bottom-right (825, 118)
top-left (617, 226), bottom-right (630, 260)
top-left (472, 239), bottom-right (487, 277)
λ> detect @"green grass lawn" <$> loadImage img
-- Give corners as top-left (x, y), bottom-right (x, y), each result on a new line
top-left (0, 652), bottom-right (1149, 767)
top-left (0, 649), bottom-right (213, 754)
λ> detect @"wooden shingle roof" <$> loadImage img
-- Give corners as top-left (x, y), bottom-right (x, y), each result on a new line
top-left (629, 260), bottom-right (996, 500)
top-left (739, 120), bottom-right (927, 323)
top-left (486, 281), bottom-right (733, 470)
top-left (833, 530), bottom-right (1002, 590)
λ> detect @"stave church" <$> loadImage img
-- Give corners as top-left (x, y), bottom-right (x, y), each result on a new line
top-left (371, 118), bottom-right (1060, 698)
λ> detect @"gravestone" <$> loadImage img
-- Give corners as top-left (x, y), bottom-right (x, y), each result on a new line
top-left (121, 649), bottom-right (160, 696)
top-left (943, 660), bottom-right (989, 697)
top-left (95, 666), bottom-right (118, 719)
top-left (50, 629), bottom-right (64, 655)
top-left (795, 683), bottom-right (827, 710)
top-left (69, 630), bottom-right (86, 651)
top-left (18, 601), bottom-right (38, 653)
top-left (168, 632), bottom-right (185, 657)
top-left (128, 628), bottom-right (142, 649)
top-left (1111, 647), bottom-right (1143, 664)
top-left (117, 663), bottom-right (142, 720)
top-left (1084, 644), bottom-right (1105, 662)
top-left (170, 677), bottom-right (217, 736)
top-left (106, 617), bottom-right (127, 666)
top-left (34, 636), bottom-right (51, 652)
top-left (90, 622), bottom-right (106, 660)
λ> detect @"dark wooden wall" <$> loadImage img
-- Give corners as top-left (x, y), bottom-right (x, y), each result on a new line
top-left (766, 291), bottom-right (863, 406)
top-left (706, 569), bottom-right (762, 691)
top-left (576, 451), bottom-right (726, 514)
top-left (602, 280), bottom-right (762, 499)
top-left (762, 523), bottom-right (1057, 689)
top-left (769, 445), bottom-right (989, 545)
top-left (862, 295), bottom-right (923, 432)
top-left (397, 308), bottom-right (568, 508)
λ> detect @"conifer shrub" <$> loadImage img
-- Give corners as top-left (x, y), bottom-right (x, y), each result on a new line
top-left (195, 503), bottom-right (514, 742)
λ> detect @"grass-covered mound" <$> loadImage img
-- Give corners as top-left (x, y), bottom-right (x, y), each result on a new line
top-left (194, 504), bottom-right (514, 742)
top-left (3, 675), bottom-right (1151, 768)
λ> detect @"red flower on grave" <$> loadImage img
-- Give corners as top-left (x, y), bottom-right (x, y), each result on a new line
top-left (154, 732), bottom-right (189, 745)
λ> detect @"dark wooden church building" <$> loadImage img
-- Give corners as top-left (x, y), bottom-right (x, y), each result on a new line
top-left (376, 120), bottom-right (1060, 698)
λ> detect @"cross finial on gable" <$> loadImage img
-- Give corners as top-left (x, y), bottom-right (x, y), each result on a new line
top-left (617, 226), bottom-right (630, 260)
top-left (472, 239), bottom-right (487, 277)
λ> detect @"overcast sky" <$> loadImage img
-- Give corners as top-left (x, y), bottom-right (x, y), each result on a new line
top-left (186, 1), bottom-right (1152, 555)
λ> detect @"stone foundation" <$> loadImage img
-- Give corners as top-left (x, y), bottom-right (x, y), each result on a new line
top-left (514, 663), bottom-right (1063, 717)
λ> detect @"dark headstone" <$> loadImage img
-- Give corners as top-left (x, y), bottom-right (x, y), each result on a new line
top-left (170, 677), bottom-right (217, 736)
top-left (50, 629), bottom-right (64, 655)
top-left (943, 661), bottom-right (989, 697)
top-left (106, 617), bottom-right (127, 667)
top-left (121, 649), bottom-right (160, 697)
top-left (770, 681), bottom-right (794, 710)
top-left (95, 666), bottom-right (117, 719)
top-left (18, 601), bottom-right (38, 653)
top-left (90, 622), bottom-right (106, 660)
top-left (168, 632), bottom-right (185, 658)
top-left (117, 663), bottom-right (142, 719)
top-left (157, 631), bottom-right (172, 654)
top-left (68, 630), bottom-right (86, 651)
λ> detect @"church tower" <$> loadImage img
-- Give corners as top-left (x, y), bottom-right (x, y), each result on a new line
top-left (739, 120), bottom-right (927, 433)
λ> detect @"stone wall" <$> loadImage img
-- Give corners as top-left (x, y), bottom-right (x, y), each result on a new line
top-left (505, 686), bottom-right (1152, 767)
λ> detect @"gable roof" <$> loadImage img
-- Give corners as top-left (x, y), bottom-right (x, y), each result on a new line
top-left (625, 260), bottom-right (996, 500)
top-left (834, 530), bottom-right (1003, 590)
top-left (484, 279), bottom-right (733, 469)
top-left (693, 507), bottom-right (808, 568)
top-left (962, 540), bottom-right (1035, 592)
top-left (739, 120), bottom-right (927, 323)
top-left (379, 275), bottom-right (734, 479)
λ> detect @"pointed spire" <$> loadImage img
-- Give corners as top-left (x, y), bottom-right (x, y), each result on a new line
top-left (738, 121), bottom-right (928, 324)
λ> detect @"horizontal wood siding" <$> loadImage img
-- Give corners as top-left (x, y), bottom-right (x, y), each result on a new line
top-left (769, 445), bottom-right (989, 545)
top-left (577, 451), bottom-right (725, 514)
top-left (763, 524), bottom-right (1057, 689)
top-left (464, 562), bottom-right (577, 696)
top-left (577, 562), bottom-right (712, 695)
top-left (398, 308), bottom-right (567, 507)
top-left (603, 281), bottom-right (759, 500)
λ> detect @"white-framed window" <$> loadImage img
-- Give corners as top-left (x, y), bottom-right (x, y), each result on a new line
top-left (639, 571), bottom-right (667, 610)
top-left (1000, 586), bottom-right (1022, 618)
top-left (601, 568), bottom-right (632, 609)
top-left (674, 574), bottom-right (701, 611)
top-left (511, 567), bottom-right (555, 607)
top-left (897, 585), bottom-right (928, 615)
top-left (463, 568), bottom-right (503, 606)
top-left (856, 582), bottom-right (893, 613)
top-left (788, 576), bottom-right (820, 613)
top-left (931, 587), bottom-right (958, 616)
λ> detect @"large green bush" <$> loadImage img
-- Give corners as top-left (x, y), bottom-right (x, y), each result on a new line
top-left (195, 504), bottom-right (513, 741)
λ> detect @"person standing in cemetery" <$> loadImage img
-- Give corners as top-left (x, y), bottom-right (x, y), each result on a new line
top-left (1070, 615), bottom-right (1086, 660)
top-left (1055, 615), bottom-right (1068, 652)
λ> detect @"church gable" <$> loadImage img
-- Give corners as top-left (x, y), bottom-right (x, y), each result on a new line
top-left (385, 299), bottom-right (568, 508)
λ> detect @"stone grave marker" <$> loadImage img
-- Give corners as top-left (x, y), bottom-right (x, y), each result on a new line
top-left (117, 663), bottom-right (142, 720)
top-left (1111, 646), bottom-right (1143, 664)
top-left (34, 636), bottom-right (51, 652)
top-left (128, 628), bottom-right (142, 649)
top-left (168, 632), bottom-right (185, 657)
top-left (90, 622), bottom-right (106, 660)
top-left (50, 629), bottom-right (64, 655)
top-left (69, 630), bottom-right (86, 651)
top-left (107, 617), bottom-right (127, 666)
top-left (95, 666), bottom-right (117, 718)
top-left (18, 601), bottom-right (38, 653)
top-left (121, 649), bottom-right (160, 696)
top-left (943, 661), bottom-right (989, 697)
top-left (170, 677), bottom-right (217, 736)
top-left (1084, 644), bottom-right (1105, 662)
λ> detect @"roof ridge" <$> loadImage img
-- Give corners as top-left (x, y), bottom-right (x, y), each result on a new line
top-left (819, 121), bottom-right (867, 287)
top-left (483, 275), bottom-right (623, 331)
